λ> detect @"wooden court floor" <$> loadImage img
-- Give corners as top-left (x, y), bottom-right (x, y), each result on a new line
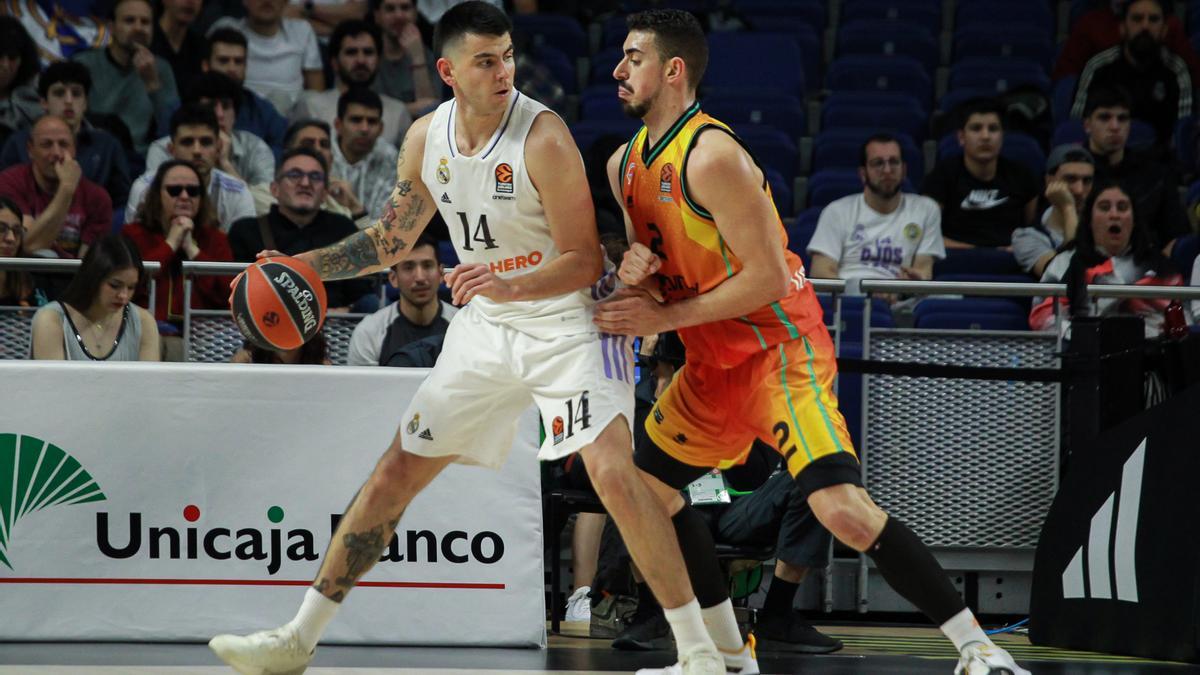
top-left (1, 624), bottom-right (1197, 674)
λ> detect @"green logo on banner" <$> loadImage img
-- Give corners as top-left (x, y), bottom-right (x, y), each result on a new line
top-left (0, 433), bottom-right (106, 569)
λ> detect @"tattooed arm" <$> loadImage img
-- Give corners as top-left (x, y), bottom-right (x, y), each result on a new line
top-left (296, 115), bottom-right (436, 281)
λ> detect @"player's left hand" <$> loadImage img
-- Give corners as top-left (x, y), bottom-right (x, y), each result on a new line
top-left (593, 287), bottom-right (671, 336)
top-left (445, 263), bottom-right (517, 305)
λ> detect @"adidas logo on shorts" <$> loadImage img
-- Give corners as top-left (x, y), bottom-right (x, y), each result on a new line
top-left (419, 428), bottom-right (434, 441)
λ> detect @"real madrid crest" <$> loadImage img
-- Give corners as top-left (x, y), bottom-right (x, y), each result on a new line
top-left (436, 157), bottom-right (451, 184)
top-left (903, 223), bottom-right (922, 240)
top-left (407, 413), bottom-right (420, 434)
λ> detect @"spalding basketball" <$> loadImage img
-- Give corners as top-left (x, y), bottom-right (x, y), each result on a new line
top-left (231, 257), bottom-right (327, 351)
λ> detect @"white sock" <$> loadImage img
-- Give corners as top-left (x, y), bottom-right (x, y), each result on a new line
top-left (940, 607), bottom-right (993, 652)
top-left (701, 599), bottom-right (749, 665)
top-left (286, 587), bottom-right (340, 652)
top-left (663, 598), bottom-right (718, 657)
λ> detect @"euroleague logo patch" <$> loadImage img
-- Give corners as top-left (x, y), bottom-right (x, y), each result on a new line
top-left (261, 311), bottom-right (280, 328)
top-left (659, 163), bottom-right (674, 193)
top-left (495, 163), bottom-right (513, 194)
top-left (552, 416), bottom-right (565, 444)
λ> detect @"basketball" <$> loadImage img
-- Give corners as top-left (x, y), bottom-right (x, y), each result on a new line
top-left (231, 257), bottom-right (327, 351)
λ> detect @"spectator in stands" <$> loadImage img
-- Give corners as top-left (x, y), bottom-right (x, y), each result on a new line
top-left (0, 18), bottom-right (44, 142)
top-left (1031, 180), bottom-right (1184, 336)
top-left (285, 0), bottom-right (368, 38)
top-left (922, 99), bottom-right (1039, 249)
top-left (808, 134), bottom-right (944, 289)
top-left (1082, 87), bottom-right (1190, 254)
top-left (0, 62), bottom-right (133, 209)
top-left (231, 329), bottom-right (332, 363)
top-left (346, 232), bottom-right (456, 366)
top-left (1191, 256), bottom-right (1200, 321)
top-left (1055, 0), bottom-right (1200, 84)
top-left (30, 233), bottom-right (160, 360)
top-left (249, 119), bottom-right (369, 225)
top-left (202, 28), bottom-right (289, 153)
top-left (126, 104), bottom-right (257, 232)
top-left (0, 198), bottom-right (34, 306)
top-left (1070, 0), bottom-right (1192, 147)
top-left (152, 0), bottom-right (206, 95)
top-left (1013, 145), bottom-right (1096, 278)
top-left (332, 87), bottom-right (397, 221)
top-left (227, 147), bottom-right (375, 311)
top-left (292, 20), bottom-right (414, 148)
top-left (208, 0), bottom-right (326, 113)
top-left (146, 73), bottom-right (276, 186)
top-left (0, 116), bottom-right (112, 260)
top-left (122, 160), bottom-right (232, 334)
top-left (73, 0), bottom-right (180, 158)
top-left (371, 0), bottom-right (440, 116)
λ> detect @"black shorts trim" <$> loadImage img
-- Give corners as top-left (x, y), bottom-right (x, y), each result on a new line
top-left (794, 452), bottom-right (864, 499)
top-left (634, 436), bottom-right (713, 490)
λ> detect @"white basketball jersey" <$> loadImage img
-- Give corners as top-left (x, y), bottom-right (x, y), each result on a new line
top-left (422, 91), bottom-right (594, 335)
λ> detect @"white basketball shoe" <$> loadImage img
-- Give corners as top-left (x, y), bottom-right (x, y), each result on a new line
top-left (636, 636), bottom-right (760, 675)
top-left (209, 624), bottom-right (313, 675)
top-left (955, 641), bottom-right (1032, 675)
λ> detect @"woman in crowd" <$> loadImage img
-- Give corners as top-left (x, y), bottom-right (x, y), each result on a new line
top-left (1031, 180), bottom-right (1184, 337)
top-left (0, 17), bottom-right (44, 139)
top-left (0, 197), bottom-right (33, 306)
top-left (31, 234), bottom-right (159, 360)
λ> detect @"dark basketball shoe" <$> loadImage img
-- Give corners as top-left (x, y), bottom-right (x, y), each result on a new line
top-left (753, 611), bottom-right (843, 654)
top-left (612, 611), bottom-right (673, 651)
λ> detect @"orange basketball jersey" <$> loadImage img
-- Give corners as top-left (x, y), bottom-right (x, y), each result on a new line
top-left (619, 103), bottom-right (823, 368)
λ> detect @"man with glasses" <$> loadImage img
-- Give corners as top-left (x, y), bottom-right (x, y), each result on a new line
top-left (249, 119), bottom-right (368, 226)
top-left (1082, 86), bottom-right (1189, 254)
top-left (227, 147), bottom-right (374, 311)
top-left (125, 104), bottom-right (256, 233)
top-left (808, 133), bottom-right (944, 289)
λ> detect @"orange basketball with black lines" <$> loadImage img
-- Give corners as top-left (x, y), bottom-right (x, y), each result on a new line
top-left (231, 256), bottom-right (327, 351)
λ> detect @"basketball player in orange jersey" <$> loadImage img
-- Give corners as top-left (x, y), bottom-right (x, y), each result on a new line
top-left (593, 10), bottom-right (1031, 675)
top-left (209, 3), bottom-right (735, 674)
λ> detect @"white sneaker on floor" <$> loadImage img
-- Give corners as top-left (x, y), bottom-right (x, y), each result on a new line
top-left (209, 625), bottom-right (313, 675)
top-left (634, 644), bottom-right (730, 675)
top-left (564, 585), bottom-right (591, 622)
top-left (955, 641), bottom-right (1032, 675)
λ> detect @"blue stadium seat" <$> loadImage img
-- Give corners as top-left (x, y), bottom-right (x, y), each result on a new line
top-left (1052, 76), bottom-right (1078, 124)
top-left (937, 131), bottom-right (1046, 177)
top-left (734, 25), bottom-right (821, 97)
top-left (952, 27), bottom-right (1054, 70)
top-left (819, 295), bottom-right (896, 338)
top-left (826, 55), bottom-right (933, 111)
top-left (738, 125), bottom-right (800, 186)
top-left (764, 167), bottom-right (794, 217)
top-left (807, 169), bottom-right (864, 209)
top-left (569, 119), bottom-right (641, 158)
top-left (531, 44), bottom-right (578, 94)
top-left (948, 58), bottom-right (1051, 96)
top-left (932, 273), bottom-right (1035, 310)
top-left (821, 91), bottom-right (929, 140)
top-left (811, 128), bottom-right (923, 177)
top-left (600, 14), bottom-right (628, 50)
top-left (512, 14), bottom-right (588, 60)
top-left (933, 248), bottom-right (1022, 276)
top-left (703, 92), bottom-right (806, 140)
top-left (913, 298), bottom-right (1030, 331)
top-left (706, 32), bottom-right (805, 98)
top-left (589, 48), bottom-right (623, 86)
top-left (837, 20), bottom-right (939, 71)
top-left (786, 207), bottom-right (820, 258)
top-left (731, 0), bottom-right (827, 28)
top-left (937, 87), bottom-right (998, 117)
top-left (579, 85), bottom-right (626, 121)
top-left (839, 0), bottom-right (940, 29)
top-left (1171, 234), bottom-right (1200, 283)
top-left (956, 1), bottom-right (1054, 36)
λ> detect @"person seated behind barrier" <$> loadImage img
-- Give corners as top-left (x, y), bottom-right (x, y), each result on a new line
top-left (250, 120), bottom-right (368, 227)
top-left (30, 234), bottom-right (160, 360)
top-left (807, 133), bottom-right (944, 295)
top-left (0, 198), bottom-right (36, 306)
top-left (1012, 144), bottom-right (1096, 278)
top-left (122, 160), bottom-right (233, 338)
top-left (1031, 179), bottom-right (1184, 337)
top-left (921, 98), bottom-right (1040, 250)
top-left (231, 329), bottom-right (331, 364)
top-left (227, 147), bottom-right (376, 312)
top-left (345, 232), bottom-right (456, 366)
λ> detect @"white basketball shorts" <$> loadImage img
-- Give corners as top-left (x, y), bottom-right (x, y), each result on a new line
top-left (400, 302), bottom-right (635, 469)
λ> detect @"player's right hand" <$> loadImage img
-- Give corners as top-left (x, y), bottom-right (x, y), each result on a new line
top-left (618, 242), bottom-right (662, 287)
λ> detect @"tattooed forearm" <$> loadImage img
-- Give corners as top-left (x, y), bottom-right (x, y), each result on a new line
top-left (309, 229), bottom-right (385, 281)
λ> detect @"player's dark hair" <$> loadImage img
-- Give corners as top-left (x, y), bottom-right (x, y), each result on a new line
top-left (206, 27), bottom-right (249, 59)
top-left (412, 232), bottom-right (439, 260)
top-left (38, 61), bottom-right (93, 99)
top-left (337, 85), bottom-right (383, 119)
top-left (170, 102), bottom-right (219, 139)
top-left (626, 9), bottom-right (708, 90)
top-left (1116, 0), bottom-right (1169, 19)
top-left (956, 97), bottom-right (1005, 130)
top-left (859, 133), bottom-right (902, 168)
top-left (60, 234), bottom-right (145, 311)
top-left (1083, 86), bottom-right (1133, 118)
top-left (330, 19), bottom-right (383, 57)
top-left (277, 146), bottom-right (330, 179)
top-left (433, 0), bottom-right (511, 58)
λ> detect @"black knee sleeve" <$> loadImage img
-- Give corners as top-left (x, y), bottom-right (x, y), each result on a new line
top-left (672, 504), bottom-right (729, 609)
top-left (865, 517), bottom-right (965, 625)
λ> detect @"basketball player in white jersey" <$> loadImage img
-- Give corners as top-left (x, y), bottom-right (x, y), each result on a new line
top-left (208, 4), bottom-right (735, 674)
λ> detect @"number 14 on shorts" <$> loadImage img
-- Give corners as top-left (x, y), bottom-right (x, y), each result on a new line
top-left (551, 391), bottom-right (591, 445)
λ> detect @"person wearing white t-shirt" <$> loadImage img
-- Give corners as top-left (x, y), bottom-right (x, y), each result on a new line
top-left (209, 0), bottom-right (325, 113)
top-left (808, 134), bottom-right (944, 291)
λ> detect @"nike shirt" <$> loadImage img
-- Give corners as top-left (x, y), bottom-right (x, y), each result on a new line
top-left (921, 155), bottom-right (1040, 248)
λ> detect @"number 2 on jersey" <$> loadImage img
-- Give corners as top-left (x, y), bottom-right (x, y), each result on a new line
top-left (456, 212), bottom-right (500, 251)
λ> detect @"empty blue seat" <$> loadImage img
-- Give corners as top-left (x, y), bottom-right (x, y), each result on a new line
top-left (807, 169), bottom-right (864, 209)
top-left (512, 14), bottom-right (587, 60)
top-left (937, 87), bottom-right (999, 117)
top-left (821, 91), bottom-right (929, 140)
top-left (733, 25), bottom-right (820, 97)
top-left (1171, 234), bottom-right (1200, 283)
top-left (569, 119), bottom-right (641, 158)
top-left (913, 298), bottom-right (1030, 331)
top-left (764, 167), bottom-right (794, 217)
top-left (732, 0), bottom-right (826, 28)
top-left (532, 44), bottom-right (577, 94)
top-left (706, 32), bottom-right (805, 98)
top-left (786, 208), bottom-right (820, 257)
top-left (820, 295), bottom-right (896, 338)
top-left (812, 128), bottom-right (923, 177)
top-left (837, 20), bottom-right (939, 71)
top-left (579, 85), bottom-right (626, 121)
top-left (589, 48), bottom-right (623, 86)
top-left (937, 131), bottom-right (1046, 177)
top-left (703, 92), bottom-right (806, 140)
top-left (600, 14), bottom-right (628, 50)
top-left (949, 58), bottom-right (1051, 96)
top-left (956, 2), bottom-right (1054, 36)
top-left (738, 125), bottom-right (799, 185)
top-left (840, 0), bottom-right (940, 29)
top-left (1052, 76), bottom-right (1078, 124)
top-left (933, 247), bottom-right (1022, 276)
top-left (826, 55), bottom-right (933, 111)
top-left (952, 27), bottom-right (1054, 69)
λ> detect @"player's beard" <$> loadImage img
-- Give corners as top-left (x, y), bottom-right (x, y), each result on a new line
top-left (621, 89), bottom-right (655, 119)
top-left (866, 177), bottom-right (900, 199)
